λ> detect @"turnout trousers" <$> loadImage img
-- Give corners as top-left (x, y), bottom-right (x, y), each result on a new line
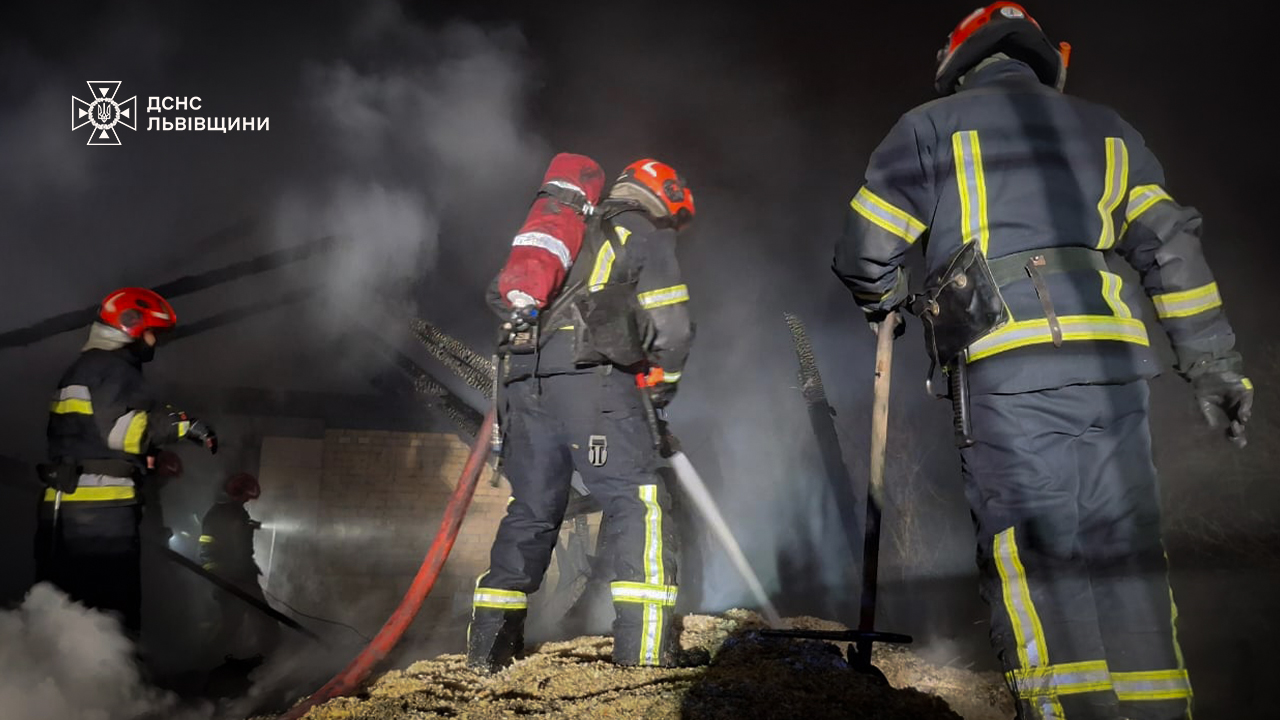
top-left (34, 501), bottom-right (143, 636)
top-left (961, 381), bottom-right (1192, 720)
top-left (468, 370), bottom-right (679, 669)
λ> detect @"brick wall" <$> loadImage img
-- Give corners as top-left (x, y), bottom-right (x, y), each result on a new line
top-left (252, 429), bottom-right (598, 652)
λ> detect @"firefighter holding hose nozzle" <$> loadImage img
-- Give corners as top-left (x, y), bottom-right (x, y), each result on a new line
top-left (470, 154), bottom-right (696, 671)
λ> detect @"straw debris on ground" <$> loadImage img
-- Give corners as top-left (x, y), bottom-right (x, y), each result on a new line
top-left (275, 610), bottom-right (1014, 720)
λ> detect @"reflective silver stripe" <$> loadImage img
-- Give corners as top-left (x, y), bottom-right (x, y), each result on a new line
top-left (512, 231), bottom-right (573, 270)
top-left (55, 385), bottom-right (92, 402)
top-left (1100, 272), bottom-right (1134, 319)
top-left (967, 315), bottom-right (1150, 362)
top-left (849, 187), bottom-right (926, 244)
top-left (610, 582), bottom-right (678, 606)
top-left (544, 179), bottom-right (585, 196)
top-left (1152, 282), bottom-right (1222, 319)
top-left (639, 484), bottom-right (665, 665)
top-left (473, 587), bottom-right (528, 610)
top-left (993, 528), bottom-right (1047, 668)
top-left (637, 284), bottom-right (689, 309)
top-left (1112, 669), bottom-right (1193, 701)
top-left (588, 241), bottom-right (616, 291)
top-left (76, 473), bottom-right (135, 488)
top-left (953, 130), bottom-right (990, 255)
top-left (1095, 137), bottom-right (1130, 249)
top-left (107, 411), bottom-right (144, 451)
top-left (1008, 660), bottom-right (1113, 697)
top-left (1124, 184), bottom-right (1172, 225)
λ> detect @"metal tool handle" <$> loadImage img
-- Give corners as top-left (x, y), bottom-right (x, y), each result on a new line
top-left (948, 358), bottom-right (974, 448)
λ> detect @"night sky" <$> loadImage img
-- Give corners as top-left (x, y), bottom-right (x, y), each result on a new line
top-left (1, 0), bottom-right (1276, 716)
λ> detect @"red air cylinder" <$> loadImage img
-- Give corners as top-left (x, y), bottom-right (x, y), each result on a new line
top-left (497, 153), bottom-right (605, 309)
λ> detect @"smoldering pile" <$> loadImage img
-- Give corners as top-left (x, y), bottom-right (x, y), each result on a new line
top-left (266, 610), bottom-right (1014, 720)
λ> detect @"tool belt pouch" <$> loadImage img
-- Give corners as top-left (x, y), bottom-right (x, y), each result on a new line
top-left (915, 242), bottom-right (1011, 367)
top-left (36, 460), bottom-right (82, 493)
top-left (571, 282), bottom-right (646, 368)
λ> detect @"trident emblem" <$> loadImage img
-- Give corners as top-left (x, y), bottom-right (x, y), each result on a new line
top-left (72, 81), bottom-right (137, 146)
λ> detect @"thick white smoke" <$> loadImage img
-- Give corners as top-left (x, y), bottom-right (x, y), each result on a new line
top-left (0, 583), bottom-right (212, 720)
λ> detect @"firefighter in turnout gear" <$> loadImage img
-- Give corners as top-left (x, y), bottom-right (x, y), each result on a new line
top-left (35, 287), bottom-right (218, 637)
top-left (470, 157), bottom-right (695, 671)
top-left (200, 472), bottom-right (280, 660)
top-left (832, 4), bottom-right (1251, 718)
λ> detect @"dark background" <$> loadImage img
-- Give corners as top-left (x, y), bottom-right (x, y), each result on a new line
top-left (0, 1), bottom-right (1275, 716)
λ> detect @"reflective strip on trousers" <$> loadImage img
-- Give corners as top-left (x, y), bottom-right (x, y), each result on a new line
top-left (474, 587), bottom-right (529, 610)
top-left (588, 240), bottom-right (617, 291)
top-left (953, 130), bottom-right (991, 255)
top-left (1112, 669), bottom-right (1193, 702)
top-left (994, 527), bottom-right (1065, 719)
top-left (617, 484), bottom-right (668, 666)
top-left (512, 231), bottom-right (573, 270)
top-left (967, 315), bottom-right (1150, 362)
top-left (1152, 282), bottom-right (1222, 319)
top-left (107, 410), bottom-right (149, 455)
top-left (199, 535), bottom-right (215, 544)
top-left (994, 528), bottom-right (1048, 668)
top-left (50, 384), bottom-right (93, 415)
top-left (637, 284), bottom-right (689, 309)
top-left (1008, 660), bottom-right (1113, 698)
top-left (849, 187), bottom-right (926, 245)
top-left (1095, 137), bottom-right (1130, 250)
top-left (611, 581), bottom-right (678, 606)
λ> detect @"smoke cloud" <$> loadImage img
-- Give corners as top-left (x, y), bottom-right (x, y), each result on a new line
top-left (0, 583), bottom-right (211, 720)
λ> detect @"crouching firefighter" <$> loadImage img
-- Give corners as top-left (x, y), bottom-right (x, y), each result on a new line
top-left (831, 4), bottom-right (1252, 719)
top-left (35, 287), bottom-right (218, 637)
top-left (469, 155), bottom-right (696, 671)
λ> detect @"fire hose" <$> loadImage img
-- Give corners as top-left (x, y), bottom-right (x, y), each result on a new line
top-left (279, 406), bottom-right (495, 720)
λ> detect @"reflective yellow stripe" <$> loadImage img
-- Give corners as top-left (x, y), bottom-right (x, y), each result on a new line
top-left (1008, 660), bottom-right (1113, 698)
top-left (1113, 669), bottom-right (1193, 702)
top-left (123, 411), bottom-right (148, 455)
top-left (473, 586), bottom-right (528, 610)
top-left (1242, 377), bottom-right (1253, 391)
top-left (50, 385), bottom-right (94, 414)
top-left (849, 187), bottom-right (926, 245)
top-left (637, 284), bottom-right (689, 309)
top-left (967, 315), bottom-right (1150, 362)
top-left (953, 130), bottom-right (990, 255)
top-left (1152, 282), bottom-right (1222, 319)
top-left (993, 528), bottom-right (1049, 669)
top-left (44, 486), bottom-right (137, 502)
top-left (661, 372), bottom-right (681, 383)
top-left (610, 581), bottom-right (678, 606)
top-left (588, 240), bottom-right (617, 291)
top-left (203, 562), bottom-right (219, 571)
top-left (635, 484), bottom-right (667, 665)
top-left (50, 399), bottom-right (94, 415)
top-left (1095, 138), bottom-right (1130, 249)
top-left (614, 226), bottom-right (632, 246)
top-left (1122, 184), bottom-right (1173, 235)
top-left (1100, 272), bottom-right (1134, 319)
top-left (199, 535), bottom-right (215, 544)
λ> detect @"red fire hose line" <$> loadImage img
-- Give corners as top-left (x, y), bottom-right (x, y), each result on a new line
top-left (279, 407), bottom-right (495, 720)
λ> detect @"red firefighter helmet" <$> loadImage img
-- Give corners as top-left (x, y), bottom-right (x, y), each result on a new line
top-left (225, 472), bottom-right (260, 502)
top-left (616, 159), bottom-right (695, 228)
top-left (934, 2), bottom-right (1071, 95)
top-left (98, 287), bottom-right (178, 339)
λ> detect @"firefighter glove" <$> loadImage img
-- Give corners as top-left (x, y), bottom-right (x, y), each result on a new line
top-left (866, 309), bottom-right (906, 340)
top-left (184, 419), bottom-right (218, 454)
top-left (1187, 356), bottom-right (1253, 449)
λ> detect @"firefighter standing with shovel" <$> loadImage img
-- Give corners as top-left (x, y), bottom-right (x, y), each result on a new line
top-left (832, 4), bottom-right (1250, 718)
